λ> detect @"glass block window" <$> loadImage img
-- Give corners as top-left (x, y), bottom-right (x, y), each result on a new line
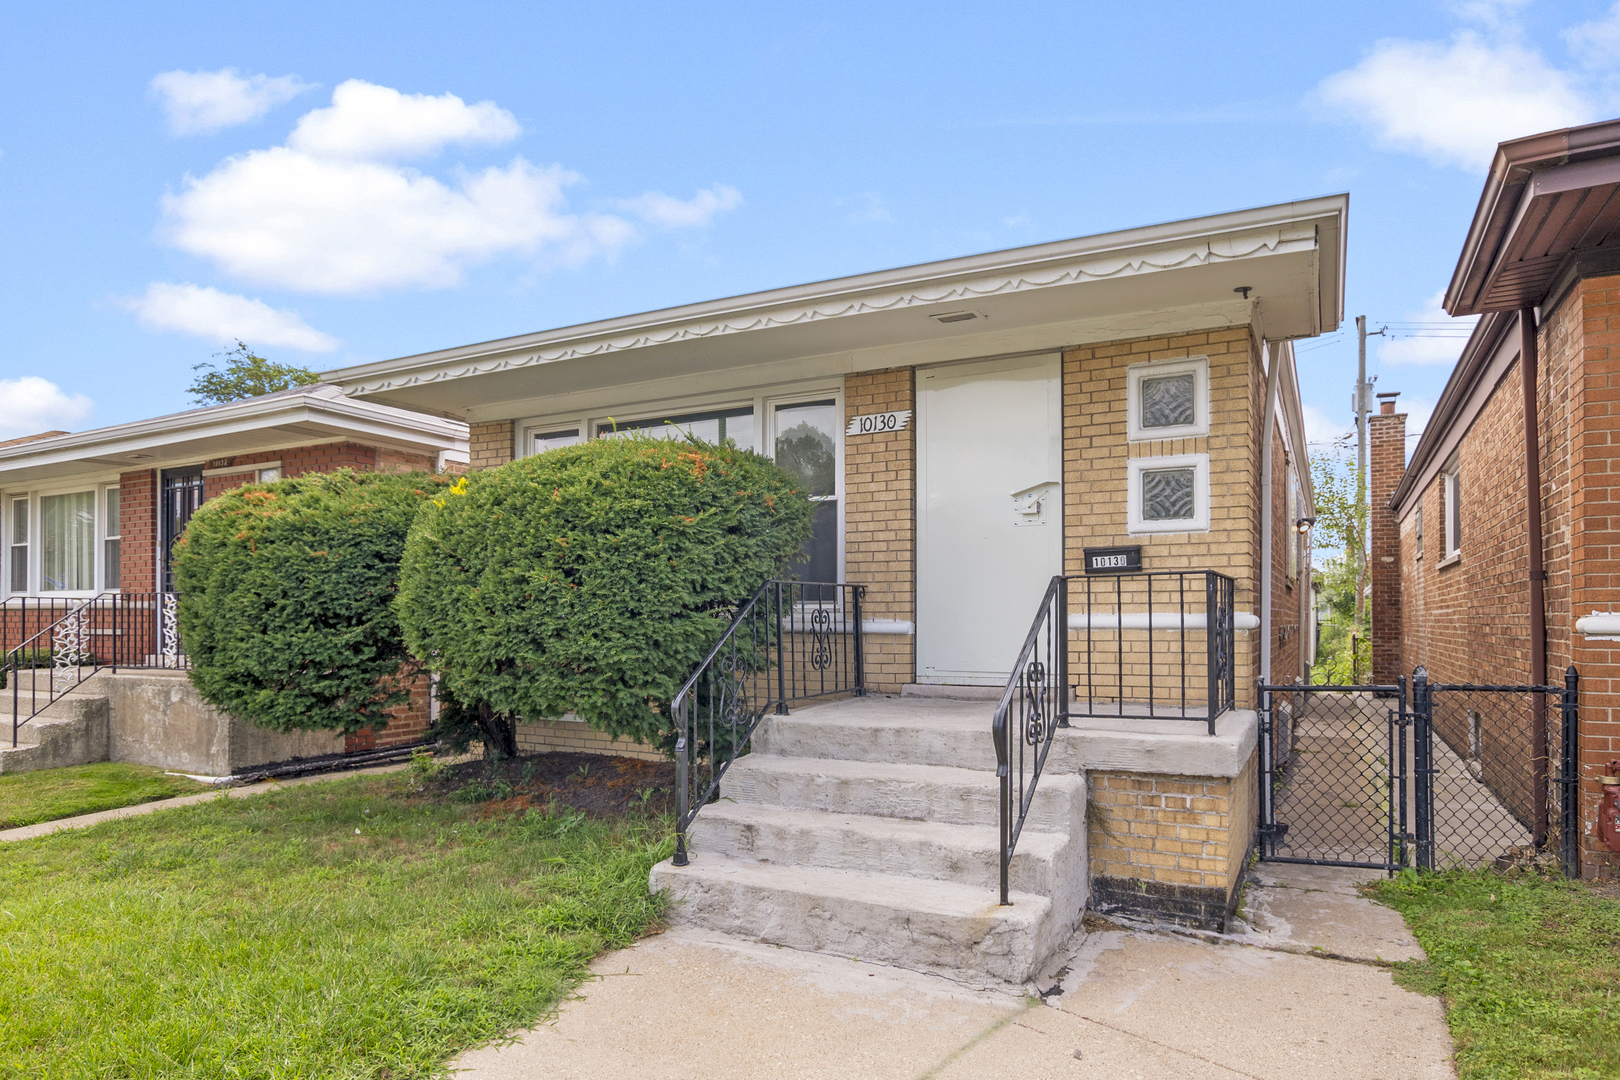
top-left (1141, 467), bottom-right (1196, 521)
top-left (1127, 357), bottom-right (1207, 441)
top-left (1140, 373), bottom-right (1196, 430)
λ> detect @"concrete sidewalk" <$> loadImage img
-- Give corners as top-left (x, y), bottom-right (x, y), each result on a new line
top-left (451, 864), bottom-right (1455, 1080)
top-left (0, 762), bottom-right (409, 842)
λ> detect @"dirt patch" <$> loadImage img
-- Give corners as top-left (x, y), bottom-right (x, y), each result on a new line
top-left (416, 751), bottom-right (676, 819)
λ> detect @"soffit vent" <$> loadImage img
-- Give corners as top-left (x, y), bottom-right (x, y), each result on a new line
top-left (930, 309), bottom-right (984, 324)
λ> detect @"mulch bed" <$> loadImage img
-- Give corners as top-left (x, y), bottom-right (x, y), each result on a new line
top-left (419, 751), bottom-right (677, 819)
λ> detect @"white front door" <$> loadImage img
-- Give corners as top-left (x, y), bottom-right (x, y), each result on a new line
top-left (916, 353), bottom-right (1063, 684)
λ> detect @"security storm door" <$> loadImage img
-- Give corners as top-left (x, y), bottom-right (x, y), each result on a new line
top-left (917, 353), bottom-right (1062, 684)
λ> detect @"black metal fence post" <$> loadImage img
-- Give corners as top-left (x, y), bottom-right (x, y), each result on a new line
top-left (1258, 684), bottom-right (1275, 859)
top-left (1412, 666), bottom-right (1434, 871)
top-left (1057, 579), bottom-right (1070, 728)
top-left (1561, 664), bottom-right (1580, 878)
top-left (1395, 675), bottom-right (1409, 869)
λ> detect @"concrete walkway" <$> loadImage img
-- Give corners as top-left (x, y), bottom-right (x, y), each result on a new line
top-left (0, 762), bottom-right (408, 842)
top-left (451, 863), bottom-right (1454, 1080)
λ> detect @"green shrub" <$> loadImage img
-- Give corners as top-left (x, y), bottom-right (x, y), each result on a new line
top-left (395, 435), bottom-right (815, 756)
top-left (173, 469), bottom-right (452, 734)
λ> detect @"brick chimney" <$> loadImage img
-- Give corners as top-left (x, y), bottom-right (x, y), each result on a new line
top-left (1369, 394), bottom-right (1407, 685)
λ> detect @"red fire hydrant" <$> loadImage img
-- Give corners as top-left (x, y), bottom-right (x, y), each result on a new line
top-left (1600, 762), bottom-right (1620, 854)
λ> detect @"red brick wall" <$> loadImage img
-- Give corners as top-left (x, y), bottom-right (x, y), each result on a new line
top-left (118, 469), bottom-right (158, 594)
top-left (346, 671), bottom-right (433, 751)
top-left (1392, 275), bottom-right (1620, 877)
top-left (1370, 410), bottom-right (1406, 685)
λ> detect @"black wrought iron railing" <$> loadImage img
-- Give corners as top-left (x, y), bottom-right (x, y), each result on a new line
top-left (1068, 570), bottom-right (1237, 734)
top-left (993, 574), bottom-right (1067, 906)
top-left (5, 592), bottom-right (189, 747)
top-left (671, 580), bottom-right (865, 866)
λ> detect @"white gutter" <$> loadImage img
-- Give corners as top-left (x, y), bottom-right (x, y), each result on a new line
top-left (1259, 340), bottom-right (1282, 685)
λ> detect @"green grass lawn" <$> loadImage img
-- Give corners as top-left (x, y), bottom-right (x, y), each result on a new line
top-left (0, 770), bottom-right (672, 1079)
top-left (0, 762), bottom-right (212, 829)
top-left (1373, 868), bottom-right (1620, 1080)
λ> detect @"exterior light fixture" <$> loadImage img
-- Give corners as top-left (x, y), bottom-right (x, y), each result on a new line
top-left (1295, 516), bottom-right (1315, 534)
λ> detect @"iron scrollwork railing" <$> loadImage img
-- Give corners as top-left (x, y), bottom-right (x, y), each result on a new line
top-left (671, 580), bottom-right (865, 866)
top-left (992, 574), bottom-right (1068, 906)
top-left (5, 592), bottom-right (191, 747)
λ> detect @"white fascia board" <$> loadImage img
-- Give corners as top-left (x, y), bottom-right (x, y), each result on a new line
top-left (464, 298), bottom-right (1256, 424)
top-left (330, 196), bottom-right (1347, 399)
top-left (0, 394), bottom-right (467, 482)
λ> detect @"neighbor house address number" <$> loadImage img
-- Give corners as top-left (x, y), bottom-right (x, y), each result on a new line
top-left (845, 409), bottom-right (913, 436)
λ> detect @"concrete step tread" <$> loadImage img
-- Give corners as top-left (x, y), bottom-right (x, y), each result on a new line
top-left (655, 852), bottom-right (1045, 921)
top-left (779, 699), bottom-right (992, 731)
top-left (729, 752), bottom-right (1083, 791)
top-left (692, 800), bottom-right (1068, 860)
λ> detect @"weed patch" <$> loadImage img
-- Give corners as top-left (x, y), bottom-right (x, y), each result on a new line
top-left (1373, 868), bottom-right (1620, 1079)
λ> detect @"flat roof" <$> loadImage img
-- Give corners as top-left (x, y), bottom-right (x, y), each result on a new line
top-left (0, 383), bottom-right (468, 486)
top-left (324, 195), bottom-right (1348, 418)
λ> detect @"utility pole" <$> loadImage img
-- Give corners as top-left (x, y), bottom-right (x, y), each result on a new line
top-left (1352, 317), bottom-right (1384, 639)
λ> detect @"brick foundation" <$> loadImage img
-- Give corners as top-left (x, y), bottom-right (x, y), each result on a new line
top-left (1086, 751), bottom-right (1258, 930)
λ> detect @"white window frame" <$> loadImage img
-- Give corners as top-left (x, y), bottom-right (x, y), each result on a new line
top-left (1441, 460), bottom-right (1461, 561)
top-left (1127, 452), bottom-right (1211, 535)
top-left (1, 477), bottom-right (123, 599)
top-left (1126, 356), bottom-right (1210, 441)
top-left (514, 378), bottom-right (847, 581)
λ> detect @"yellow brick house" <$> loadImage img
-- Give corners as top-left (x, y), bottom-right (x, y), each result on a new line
top-left (326, 196), bottom-right (1341, 976)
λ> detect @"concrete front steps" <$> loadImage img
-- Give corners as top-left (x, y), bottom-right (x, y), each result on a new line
top-left (0, 683), bottom-right (110, 773)
top-left (649, 695), bottom-right (1086, 984)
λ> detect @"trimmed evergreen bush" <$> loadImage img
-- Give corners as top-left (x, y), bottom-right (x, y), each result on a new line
top-left (395, 435), bottom-right (816, 757)
top-left (174, 469), bottom-right (452, 734)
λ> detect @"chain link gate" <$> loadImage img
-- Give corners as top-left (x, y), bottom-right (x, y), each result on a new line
top-left (1260, 667), bottom-right (1581, 876)
top-left (1258, 681), bottom-right (1408, 870)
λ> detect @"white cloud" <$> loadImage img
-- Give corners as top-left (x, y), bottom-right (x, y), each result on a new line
top-left (158, 80), bottom-right (737, 294)
top-left (125, 282), bottom-right (340, 352)
top-left (1378, 290), bottom-right (1479, 366)
top-left (0, 377), bottom-right (94, 440)
top-left (833, 192), bottom-right (892, 225)
top-left (618, 184), bottom-right (744, 228)
top-left (1564, 4), bottom-right (1620, 68)
top-left (150, 68), bottom-right (312, 135)
top-left (1301, 403), bottom-right (1352, 449)
top-left (287, 80), bottom-right (520, 159)
top-left (1315, 31), bottom-right (1594, 169)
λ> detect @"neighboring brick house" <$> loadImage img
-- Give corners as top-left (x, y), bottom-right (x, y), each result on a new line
top-left (0, 382), bottom-right (468, 757)
top-left (1376, 118), bottom-right (1620, 879)
top-left (329, 198), bottom-right (1338, 928)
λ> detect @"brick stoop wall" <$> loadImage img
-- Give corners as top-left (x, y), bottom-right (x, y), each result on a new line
top-left (1087, 751), bottom-right (1258, 930)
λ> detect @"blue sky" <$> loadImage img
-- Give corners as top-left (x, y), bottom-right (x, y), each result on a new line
top-left (5, 0), bottom-right (1620, 456)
